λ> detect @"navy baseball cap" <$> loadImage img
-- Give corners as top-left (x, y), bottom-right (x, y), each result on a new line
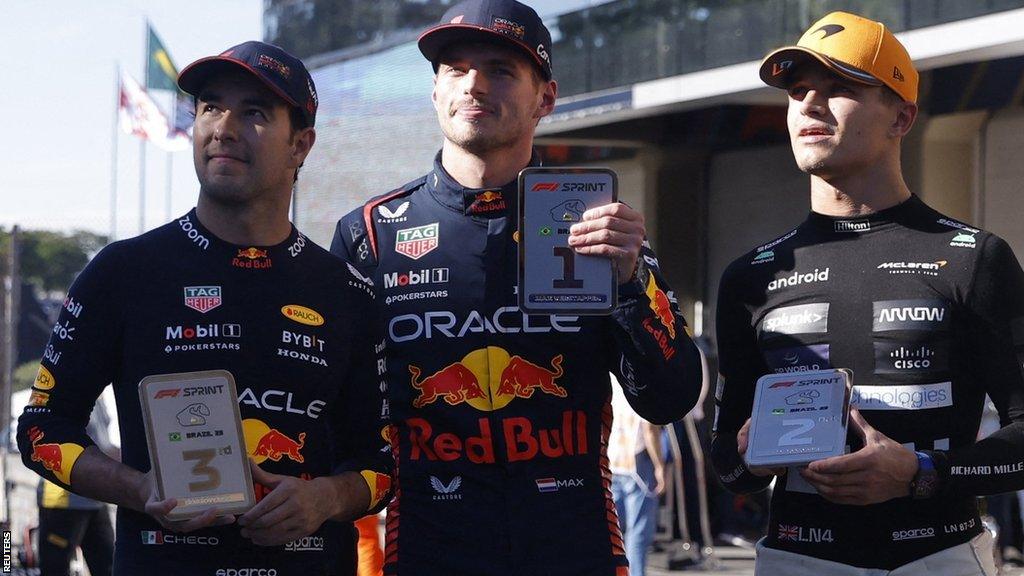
top-left (419, 0), bottom-right (553, 80)
top-left (178, 41), bottom-right (318, 126)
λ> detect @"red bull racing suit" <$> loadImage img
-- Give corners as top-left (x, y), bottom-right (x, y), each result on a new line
top-left (331, 153), bottom-right (703, 576)
top-left (17, 211), bottom-right (393, 576)
top-left (711, 196), bottom-right (1024, 569)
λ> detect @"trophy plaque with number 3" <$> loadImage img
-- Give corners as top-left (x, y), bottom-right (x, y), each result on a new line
top-left (139, 370), bottom-right (254, 520)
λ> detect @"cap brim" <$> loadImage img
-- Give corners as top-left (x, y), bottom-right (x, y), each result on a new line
top-left (418, 24), bottom-right (549, 79)
top-left (177, 57), bottom-right (301, 109)
top-left (759, 46), bottom-right (883, 89)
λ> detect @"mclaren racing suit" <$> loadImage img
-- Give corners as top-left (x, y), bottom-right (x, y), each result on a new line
top-left (331, 153), bottom-right (703, 576)
top-left (17, 210), bottom-right (393, 576)
top-left (710, 195), bottom-right (1024, 569)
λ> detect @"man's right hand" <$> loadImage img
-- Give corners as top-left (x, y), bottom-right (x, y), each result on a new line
top-left (139, 470), bottom-right (236, 532)
top-left (736, 418), bottom-right (786, 477)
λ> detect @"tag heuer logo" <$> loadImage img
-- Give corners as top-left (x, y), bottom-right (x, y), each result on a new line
top-left (184, 286), bottom-right (222, 313)
top-left (395, 223), bottom-right (439, 260)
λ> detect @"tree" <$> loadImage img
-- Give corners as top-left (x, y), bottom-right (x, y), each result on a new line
top-left (0, 229), bottom-right (107, 294)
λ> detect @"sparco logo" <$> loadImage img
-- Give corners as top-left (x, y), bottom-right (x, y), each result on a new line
top-left (384, 268), bottom-right (450, 289)
top-left (892, 528), bottom-right (935, 541)
top-left (215, 570), bottom-right (277, 576)
top-left (284, 535), bottom-right (324, 552)
top-left (760, 304), bottom-right (829, 336)
top-left (834, 220), bottom-right (870, 232)
top-left (767, 268), bottom-right (829, 291)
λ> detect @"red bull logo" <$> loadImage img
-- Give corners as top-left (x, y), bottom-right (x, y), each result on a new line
top-left (645, 274), bottom-right (676, 339)
top-left (410, 363), bottom-right (485, 408)
top-left (233, 247), bottom-right (272, 269)
top-left (243, 419), bottom-right (305, 464)
top-left (27, 428), bottom-right (84, 485)
top-left (237, 247), bottom-right (269, 260)
top-left (409, 348), bottom-right (567, 411)
top-left (496, 355), bottom-right (566, 398)
top-left (408, 410), bottom-right (588, 464)
top-left (468, 190), bottom-right (507, 214)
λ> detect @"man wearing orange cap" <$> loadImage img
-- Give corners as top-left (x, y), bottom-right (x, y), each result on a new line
top-left (711, 11), bottom-right (1024, 575)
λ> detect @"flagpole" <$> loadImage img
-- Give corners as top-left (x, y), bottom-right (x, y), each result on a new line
top-left (110, 62), bottom-right (120, 242)
top-left (139, 17), bottom-right (149, 235)
top-left (165, 151), bottom-right (173, 221)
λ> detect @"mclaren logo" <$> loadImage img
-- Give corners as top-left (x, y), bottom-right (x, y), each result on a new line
top-left (812, 24), bottom-right (845, 39)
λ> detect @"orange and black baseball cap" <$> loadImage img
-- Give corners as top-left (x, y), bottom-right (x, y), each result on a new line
top-left (178, 41), bottom-right (318, 126)
top-left (760, 11), bottom-right (918, 103)
top-left (419, 0), bottom-right (553, 80)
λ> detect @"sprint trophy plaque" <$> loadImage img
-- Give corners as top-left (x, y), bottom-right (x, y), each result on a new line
top-left (519, 167), bottom-right (617, 315)
top-left (139, 370), bottom-right (254, 520)
top-left (745, 369), bottom-right (852, 468)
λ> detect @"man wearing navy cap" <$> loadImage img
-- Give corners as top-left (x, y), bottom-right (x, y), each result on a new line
top-left (18, 41), bottom-right (392, 575)
top-left (331, 1), bottom-right (703, 574)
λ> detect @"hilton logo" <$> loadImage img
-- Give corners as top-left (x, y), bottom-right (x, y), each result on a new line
top-left (834, 220), bottom-right (870, 232)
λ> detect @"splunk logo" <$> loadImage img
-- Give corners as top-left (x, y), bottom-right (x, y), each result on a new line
top-left (760, 304), bottom-right (829, 336)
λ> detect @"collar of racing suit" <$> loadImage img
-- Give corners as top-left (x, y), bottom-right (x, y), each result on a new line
top-left (426, 150), bottom-right (542, 218)
top-left (175, 207), bottom-right (305, 267)
top-left (805, 193), bottom-right (928, 235)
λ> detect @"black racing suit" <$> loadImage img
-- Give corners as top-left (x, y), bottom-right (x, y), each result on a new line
top-left (331, 152), bottom-right (703, 576)
top-left (17, 210), bottom-right (393, 576)
top-left (711, 195), bottom-right (1024, 569)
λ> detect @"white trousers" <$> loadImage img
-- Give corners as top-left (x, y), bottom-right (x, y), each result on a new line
top-left (754, 531), bottom-right (997, 576)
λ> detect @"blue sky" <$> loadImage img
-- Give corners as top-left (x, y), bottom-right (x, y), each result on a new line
top-left (0, 0), bottom-right (606, 238)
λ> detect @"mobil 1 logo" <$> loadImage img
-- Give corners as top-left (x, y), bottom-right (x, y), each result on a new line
top-left (518, 167), bottom-right (617, 315)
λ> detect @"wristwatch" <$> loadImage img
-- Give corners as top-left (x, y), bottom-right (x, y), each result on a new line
top-left (910, 451), bottom-right (938, 499)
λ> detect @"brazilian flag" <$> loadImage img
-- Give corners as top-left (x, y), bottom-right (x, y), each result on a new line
top-left (147, 24), bottom-right (179, 92)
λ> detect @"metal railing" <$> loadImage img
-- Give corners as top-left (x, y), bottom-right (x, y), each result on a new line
top-left (549, 0), bottom-right (1024, 97)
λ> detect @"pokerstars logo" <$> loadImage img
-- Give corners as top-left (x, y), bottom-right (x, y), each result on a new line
top-left (767, 268), bottom-right (829, 291)
top-left (384, 268), bottom-right (449, 290)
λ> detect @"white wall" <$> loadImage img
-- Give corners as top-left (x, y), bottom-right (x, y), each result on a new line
top-left (982, 108), bottom-right (1024, 257)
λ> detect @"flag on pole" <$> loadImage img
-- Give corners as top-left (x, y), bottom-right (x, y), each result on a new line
top-left (119, 71), bottom-right (190, 151)
top-left (147, 24), bottom-right (180, 92)
top-left (146, 22), bottom-right (193, 139)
